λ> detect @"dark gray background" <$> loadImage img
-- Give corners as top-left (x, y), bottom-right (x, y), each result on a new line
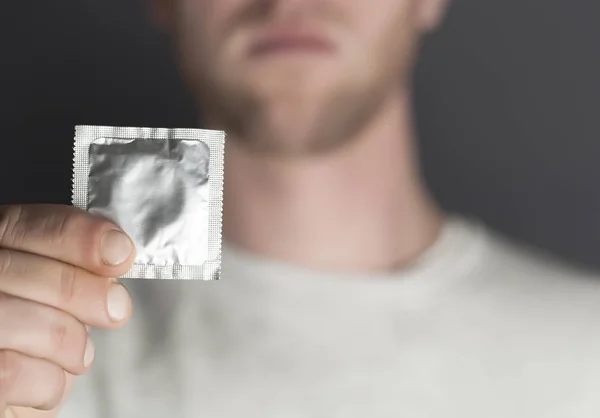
top-left (1, 0), bottom-right (599, 269)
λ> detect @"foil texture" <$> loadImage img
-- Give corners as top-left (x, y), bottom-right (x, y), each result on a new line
top-left (72, 125), bottom-right (225, 280)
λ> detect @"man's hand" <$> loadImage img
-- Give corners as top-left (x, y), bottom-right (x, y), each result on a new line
top-left (0, 205), bottom-right (135, 418)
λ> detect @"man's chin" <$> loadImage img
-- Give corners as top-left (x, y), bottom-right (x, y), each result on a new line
top-left (213, 76), bottom-right (368, 156)
top-left (236, 139), bottom-right (343, 158)
top-left (237, 121), bottom-right (348, 157)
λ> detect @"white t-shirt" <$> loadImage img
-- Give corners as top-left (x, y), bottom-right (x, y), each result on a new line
top-left (62, 216), bottom-right (600, 418)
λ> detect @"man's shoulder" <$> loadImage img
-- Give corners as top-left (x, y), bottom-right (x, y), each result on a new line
top-left (468, 222), bottom-right (600, 322)
top-left (439, 222), bottom-right (600, 411)
top-left (480, 225), bottom-right (600, 287)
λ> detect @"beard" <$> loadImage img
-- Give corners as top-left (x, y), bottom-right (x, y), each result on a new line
top-left (192, 72), bottom-right (394, 157)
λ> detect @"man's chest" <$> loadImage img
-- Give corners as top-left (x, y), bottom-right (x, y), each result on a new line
top-left (94, 305), bottom-right (600, 418)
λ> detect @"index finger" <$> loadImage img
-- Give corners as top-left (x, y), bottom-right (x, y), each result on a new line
top-left (0, 204), bottom-right (135, 277)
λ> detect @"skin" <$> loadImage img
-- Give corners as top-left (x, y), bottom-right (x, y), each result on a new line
top-left (2, 0), bottom-right (449, 416)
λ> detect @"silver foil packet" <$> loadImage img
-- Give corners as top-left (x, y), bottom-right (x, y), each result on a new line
top-left (72, 125), bottom-right (225, 280)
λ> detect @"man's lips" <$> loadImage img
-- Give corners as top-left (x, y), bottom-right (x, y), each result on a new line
top-left (248, 30), bottom-right (335, 57)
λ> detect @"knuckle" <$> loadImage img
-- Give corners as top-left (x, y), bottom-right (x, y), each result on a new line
top-left (59, 264), bottom-right (78, 306)
top-left (48, 322), bottom-right (69, 354)
top-left (0, 350), bottom-right (20, 398)
top-left (42, 210), bottom-right (73, 247)
top-left (0, 205), bottom-right (25, 247)
top-left (38, 367), bottom-right (66, 410)
top-left (0, 293), bottom-right (10, 324)
top-left (0, 249), bottom-right (13, 277)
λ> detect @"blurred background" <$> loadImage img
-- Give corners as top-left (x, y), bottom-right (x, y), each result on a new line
top-left (1, 0), bottom-right (599, 269)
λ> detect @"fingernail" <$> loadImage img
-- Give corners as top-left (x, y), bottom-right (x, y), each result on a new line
top-left (83, 336), bottom-right (95, 367)
top-left (107, 283), bottom-right (130, 322)
top-left (100, 229), bottom-right (132, 266)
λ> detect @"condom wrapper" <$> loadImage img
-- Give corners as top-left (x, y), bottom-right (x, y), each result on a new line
top-left (72, 125), bottom-right (225, 280)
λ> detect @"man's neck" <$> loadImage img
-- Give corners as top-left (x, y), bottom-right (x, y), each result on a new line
top-left (221, 92), bottom-right (444, 273)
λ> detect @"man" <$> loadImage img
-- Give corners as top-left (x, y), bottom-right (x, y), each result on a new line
top-left (2, 0), bottom-right (600, 417)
